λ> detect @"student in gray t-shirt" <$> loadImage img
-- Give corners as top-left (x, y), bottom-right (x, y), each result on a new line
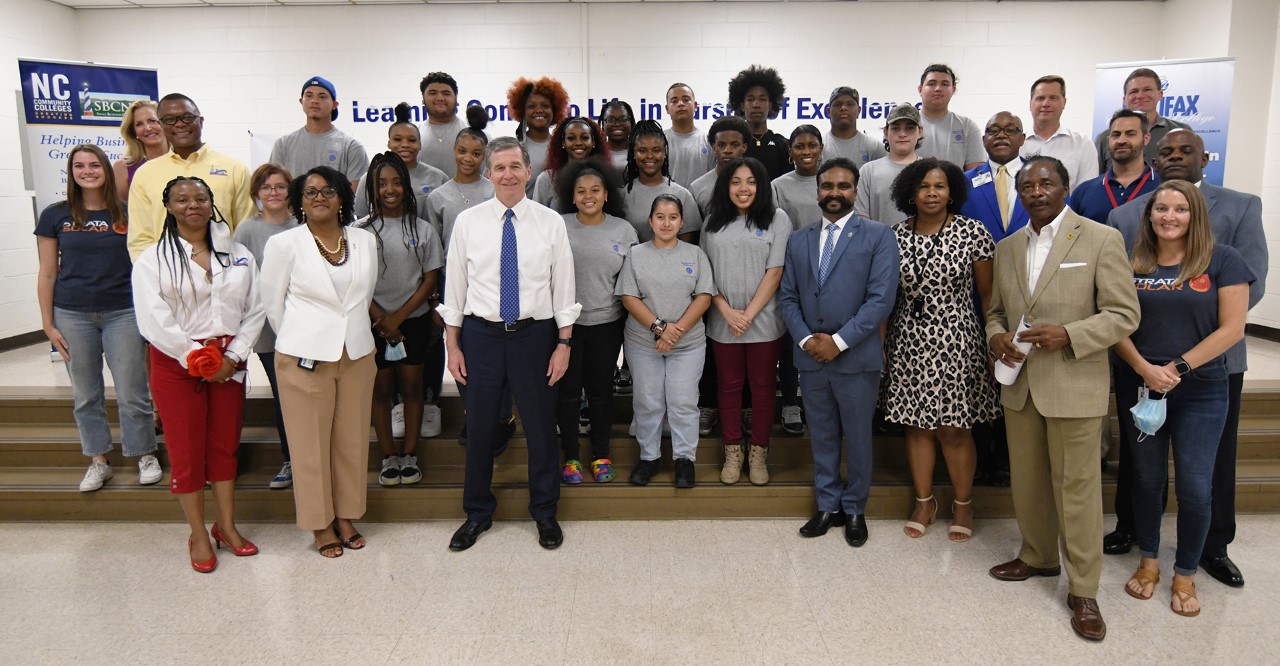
top-left (270, 76), bottom-right (368, 188)
top-left (554, 159), bottom-right (639, 483)
top-left (856, 103), bottom-right (924, 228)
top-left (354, 103), bottom-right (447, 220)
top-left (700, 156), bottom-right (792, 486)
top-left (416, 72), bottom-right (466, 177)
top-left (772, 125), bottom-right (824, 230)
top-left (356, 153), bottom-right (445, 487)
top-left (663, 82), bottom-right (716, 189)
top-left (621, 120), bottom-right (702, 241)
top-left (615, 194), bottom-right (714, 486)
top-left (915, 63), bottom-right (985, 169)
top-left (232, 163), bottom-right (299, 483)
top-left (822, 86), bottom-right (887, 168)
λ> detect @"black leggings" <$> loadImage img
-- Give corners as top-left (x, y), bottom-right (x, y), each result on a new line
top-left (557, 319), bottom-right (625, 461)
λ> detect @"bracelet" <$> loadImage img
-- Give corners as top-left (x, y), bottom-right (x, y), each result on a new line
top-left (557, 338), bottom-right (573, 348)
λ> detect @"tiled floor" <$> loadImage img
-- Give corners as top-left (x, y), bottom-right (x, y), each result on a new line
top-left (1, 517), bottom-right (1278, 664)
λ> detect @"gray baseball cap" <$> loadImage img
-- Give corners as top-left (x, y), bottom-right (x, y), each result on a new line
top-left (829, 86), bottom-right (860, 106)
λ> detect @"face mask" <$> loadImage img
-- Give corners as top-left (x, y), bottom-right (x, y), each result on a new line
top-left (384, 341), bottom-right (407, 362)
top-left (1129, 386), bottom-right (1167, 441)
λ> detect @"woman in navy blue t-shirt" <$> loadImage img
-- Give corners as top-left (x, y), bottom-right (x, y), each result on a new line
top-left (1113, 180), bottom-right (1253, 618)
top-left (35, 144), bottom-right (159, 493)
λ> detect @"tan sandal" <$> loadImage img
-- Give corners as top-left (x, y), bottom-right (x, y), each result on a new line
top-left (949, 499), bottom-right (973, 542)
top-left (903, 495), bottom-right (937, 538)
top-left (1171, 578), bottom-right (1200, 617)
top-left (1125, 566), bottom-right (1160, 600)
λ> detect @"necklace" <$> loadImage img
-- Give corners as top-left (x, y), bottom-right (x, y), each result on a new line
top-left (752, 132), bottom-right (764, 147)
top-left (313, 233), bottom-right (349, 266)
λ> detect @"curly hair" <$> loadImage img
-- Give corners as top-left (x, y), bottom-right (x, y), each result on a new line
top-left (419, 71), bottom-right (458, 95)
top-left (556, 156), bottom-right (626, 219)
top-left (890, 158), bottom-right (968, 217)
top-left (289, 166), bottom-right (356, 227)
top-left (544, 117), bottom-right (605, 175)
top-left (727, 65), bottom-right (786, 119)
top-left (506, 76), bottom-right (570, 131)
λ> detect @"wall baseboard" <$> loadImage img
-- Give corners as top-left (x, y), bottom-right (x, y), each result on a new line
top-left (1247, 324), bottom-right (1280, 344)
top-left (0, 331), bottom-right (44, 353)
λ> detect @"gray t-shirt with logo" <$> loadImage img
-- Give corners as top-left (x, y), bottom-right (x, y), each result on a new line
top-left (616, 240), bottom-right (715, 352)
top-left (665, 127), bottom-right (715, 189)
top-left (918, 111), bottom-right (984, 168)
top-left (269, 126), bottom-right (369, 184)
top-left (856, 156), bottom-right (911, 227)
top-left (427, 178), bottom-right (494, 254)
top-left (354, 161), bottom-right (448, 220)
top-left (562, 213), bottom-right (638, 326)
top-left (700, 209), bottom-right (791, 344)
top-left (822, 130), bottom-right (887, 168)
top-left (356, 215), bottom-right (444, 319)
top-left (689, 169), bottom-right (718, 218)
top-left (417, 116), bottom-right (465, 177)
top-left (772, 172), bottom-right (821, 231)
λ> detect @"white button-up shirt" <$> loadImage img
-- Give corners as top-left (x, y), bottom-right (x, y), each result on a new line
top-left (1021, 126), bottom-right (1099, 193)
top-left (1024, 206), bottom-right (1069, 293)
top-left (437, 196), bottom-right (581, 328)
top-left (132, 236), bottom-right (266, 370)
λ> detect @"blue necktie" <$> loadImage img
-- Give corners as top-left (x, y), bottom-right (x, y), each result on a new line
top-left (818, 223), bottom-right (838, 286)
top-left (499, 208), bottom-right (519, 325)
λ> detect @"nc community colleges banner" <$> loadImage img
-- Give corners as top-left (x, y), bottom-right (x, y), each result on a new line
top-left (18, 59), bottom-right (159, 213)
top-left (1092, 57), bottom-right (1234, 186)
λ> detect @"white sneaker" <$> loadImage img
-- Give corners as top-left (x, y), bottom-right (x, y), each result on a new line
top-left (399, 455), bottom-right (422, 484)
top-left (391, 403), bottom-right (406, 438)
top-left (628, 416), bottom-right (636, 437)
top-left (80, 461), bottom-right (113, 492)
top-left (379, 455), bottom-right (402, 486)
top-left (781, 405), bottom-right (804, 435)
top-left (137, 455), bottom-right (163, 485)
top-left (420, 404), bottom-right (442, 438)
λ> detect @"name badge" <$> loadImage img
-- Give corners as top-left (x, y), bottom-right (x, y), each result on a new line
top-left (971, 172), bottom-right (993, 187)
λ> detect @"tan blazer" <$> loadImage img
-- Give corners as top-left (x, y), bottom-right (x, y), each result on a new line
top-left (986, 208), bottom-right (1139, 418)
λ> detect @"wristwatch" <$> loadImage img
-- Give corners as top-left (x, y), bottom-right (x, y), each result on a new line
top-left (223, 351), bottom-right (242, 366)
top-left (557, 338), bottom-right (574, 348)
top-left (1174, 357), bottom-right (1192, 376)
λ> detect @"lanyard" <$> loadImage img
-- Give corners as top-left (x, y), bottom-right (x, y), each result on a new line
top-left (1105, 167), bottom-right (1152, 209)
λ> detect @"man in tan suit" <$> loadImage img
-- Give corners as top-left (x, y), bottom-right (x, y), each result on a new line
top-left (986, 156), bottom-right (1139, 642)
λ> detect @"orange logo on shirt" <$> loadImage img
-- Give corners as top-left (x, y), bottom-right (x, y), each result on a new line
top-left (1189, 274), bottom-right (1211, 293)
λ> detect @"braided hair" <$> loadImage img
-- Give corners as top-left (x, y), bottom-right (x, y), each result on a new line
top-left (622, 119), bottom-right (671, 192)
top-left (359, 152), bottom-right (423, 278)
top-left (155, 176), bottom-right (230, 308)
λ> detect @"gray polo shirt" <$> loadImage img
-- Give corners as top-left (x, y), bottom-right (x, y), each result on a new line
top-left (616, 240), bottom-right (715, 353)
top-left (772, 172), bottom-right (821, 230)
top-left (622, 180), bottom-right (702, 241)
top-left (700, 209), bottom-right (791, 344)
top-left (856, 156), bottom-right (912, 227)
top-left (231, 214), bottom-right (299, 354)
top-left (665, 127), bottom-right (714, 189)
top-left (918, 111), bottom-right (984, 168)
top-left (356, 214), bottom-right (444, 319)
top-left (269, 126), bottom-right (369, 185)
top-left (426, 178), bottom-right (494, 253)
top-left (417, 116), bottom-right (465, 177)
top-left (822, 130), bottom-right (887, 168)
top-left (562, 213), bottom-right (638, 326)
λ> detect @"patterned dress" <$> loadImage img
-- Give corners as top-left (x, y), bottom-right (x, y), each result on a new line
top-left (879, 214), bottom-right (1000, 429)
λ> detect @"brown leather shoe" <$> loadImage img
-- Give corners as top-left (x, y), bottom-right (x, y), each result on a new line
top-left (988, 558), bottom-right (1062, 581)
top-left (1066, 594), bottom-right (1106, 641)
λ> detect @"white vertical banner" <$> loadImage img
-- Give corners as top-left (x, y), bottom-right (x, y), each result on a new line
top-left (1093, 57), bottom-right (1234, 185)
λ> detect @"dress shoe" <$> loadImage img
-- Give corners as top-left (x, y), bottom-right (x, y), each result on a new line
top-left (1103, 529), bottom-right (1133, 555)
top-left (989, 558), bottom-right (1062, 582)
top-left (535, 518), bottom-right (563, 550)
top-left (1066, 594), bottom-right (1106, 642)
top-left (844, 513), bottom-right (868, 547)
top-left (1199, 555), bottom-right (1244, 588)
top-left (799, 510), bottom-right (847, 538)
top-left (448, 519), bottom-right (492, 551)
top-left (188, 538), bottom-right (217, 574)
top-left (211, 524), bottom-right (258, 557)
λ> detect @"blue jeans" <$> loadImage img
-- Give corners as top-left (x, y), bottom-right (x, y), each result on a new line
top-left (54, 307), bottom-right (156, 458)
top-left (626, 341), bottom-right (704, 462)
top-left (1115, 364), bottom-right (1227, 575)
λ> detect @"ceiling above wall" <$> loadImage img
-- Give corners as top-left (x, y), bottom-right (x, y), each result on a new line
top-left (49, 0), bottom-right (1127, 8)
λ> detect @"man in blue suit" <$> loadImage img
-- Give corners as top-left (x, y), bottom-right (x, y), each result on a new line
top-left (962, 111), bottom-right (1031, 243)
top-left (961, 111), bottom-right (1030, 487)
top-left (1106, 129), bottom-right (1267, 588)
top-left (779, 157), bottom-right (899, 546)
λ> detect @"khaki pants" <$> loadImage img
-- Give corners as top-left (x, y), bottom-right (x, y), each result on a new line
top-left (1005, 394), bottom-right (1105, 598)
top-left (276, 350), bottom-right (376, 531)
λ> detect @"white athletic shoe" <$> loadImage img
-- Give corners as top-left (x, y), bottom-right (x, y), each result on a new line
top-left (79, 461), bottom-right (113, 492)
top-left (420, 404), bottom-right (442, 438)
top-left (391, 403), bottom-right (406, 439)
top-left (137, 455), bottom-right (163, 485)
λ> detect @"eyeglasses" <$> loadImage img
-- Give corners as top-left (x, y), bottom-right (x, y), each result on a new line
top-left (302, 187), bottom-right (339, 200)
top-left (985, 126), bottom-right (1024, 137)
top-left (258, 184), bottom-right (289, 194)
top-left (601, 117), bottom-right (632, 125)
top-left (159, 113), bottom-right (199, 126)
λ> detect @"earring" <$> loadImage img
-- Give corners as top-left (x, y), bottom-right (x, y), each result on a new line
top-left (948, 198), bottom-right (954, 205)
top-left (300, 210), bottom-right (307, 224)
top-left (908, 198), bottom-right (915, 206)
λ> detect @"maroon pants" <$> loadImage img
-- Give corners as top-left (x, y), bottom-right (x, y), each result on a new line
top-left (149, 346), bottom-right (245, 493)
top-left (712, 338), bottom-right (782, 446)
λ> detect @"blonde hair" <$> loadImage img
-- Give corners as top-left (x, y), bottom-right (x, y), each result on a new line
top-left (119, 100), bottom-right (166, 165)
top-left (1131, 180), bottom-right (1214, 286)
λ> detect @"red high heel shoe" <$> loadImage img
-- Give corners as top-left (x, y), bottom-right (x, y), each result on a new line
top-left (211, 524), bottom-right (259, 557)
top-left (188, 538), bottom-right (218, 573)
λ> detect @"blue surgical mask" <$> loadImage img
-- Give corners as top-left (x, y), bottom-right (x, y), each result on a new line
top-left (384, 341), bottom-right (407, 362)
top-left (1129, 386), bottom-right (1167, 441)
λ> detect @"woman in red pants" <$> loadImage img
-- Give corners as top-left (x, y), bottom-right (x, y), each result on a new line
top-left (132, 176), bottom-right (266, 573)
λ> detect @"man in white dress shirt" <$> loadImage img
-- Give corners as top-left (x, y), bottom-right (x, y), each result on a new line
top-left (1020, 75), bottom-right (1098, 193)
top-left (438, 137), bottom-right (581, 552)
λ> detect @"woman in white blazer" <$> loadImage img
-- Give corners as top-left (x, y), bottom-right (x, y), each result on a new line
top-left (259, 165), bottom-right (378, 558)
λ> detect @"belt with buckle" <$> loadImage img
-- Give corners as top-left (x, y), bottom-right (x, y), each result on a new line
top-left (470, 315), bottom-right (537, 332)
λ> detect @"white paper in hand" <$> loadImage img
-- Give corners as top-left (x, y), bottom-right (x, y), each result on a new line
top-left (994, 315), bottom-right (1035, 385)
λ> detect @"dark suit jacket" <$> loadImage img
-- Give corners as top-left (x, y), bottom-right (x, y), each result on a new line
top-left (962, 162), bottom-right (1030, 244)
top-left (1106, 181), bottom-right (1267, 373)
top-left (778, 213), bottom-right (899, 374)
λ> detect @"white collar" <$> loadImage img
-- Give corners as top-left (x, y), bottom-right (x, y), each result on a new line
top-left (989, 157), bottom-right (1023, 175)
top-left (1025, 206), bottom-right (1068, 239)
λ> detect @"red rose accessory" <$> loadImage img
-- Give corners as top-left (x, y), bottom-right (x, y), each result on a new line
top-left (186, 343), bottom-right (225, 380)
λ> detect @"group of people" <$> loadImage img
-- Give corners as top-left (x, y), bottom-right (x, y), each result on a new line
top-left (35, 63), bottom-right (1266, 642)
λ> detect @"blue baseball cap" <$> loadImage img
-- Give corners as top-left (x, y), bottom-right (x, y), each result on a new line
top-left (301, 76), bottom-right (338, 121)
